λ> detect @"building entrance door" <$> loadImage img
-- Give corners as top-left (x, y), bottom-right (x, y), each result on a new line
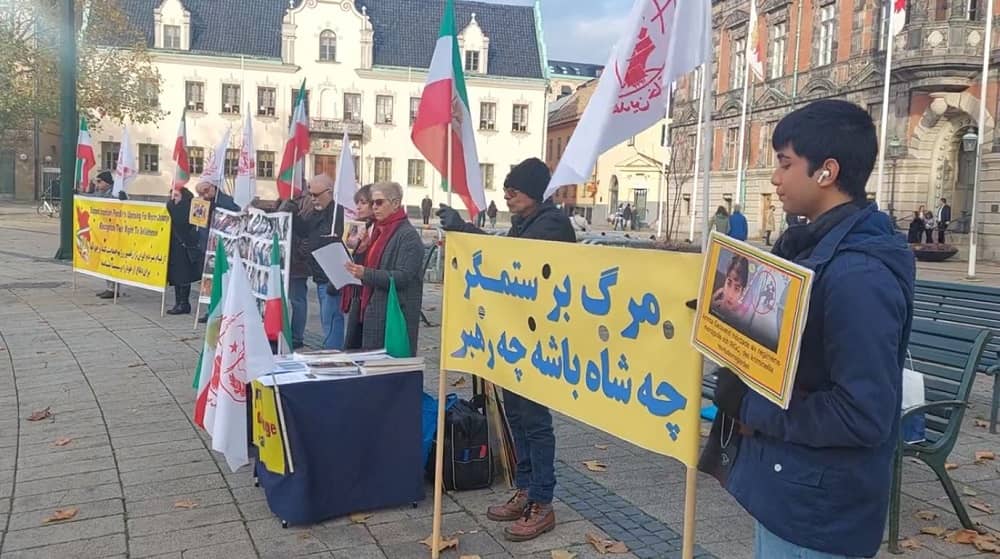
top-left (0, 150), bottom-right (14, 199)
top-left (314, 155), bottom-right (337, 178)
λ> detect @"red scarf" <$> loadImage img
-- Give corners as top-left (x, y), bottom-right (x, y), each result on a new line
top-left (360, 208), bottom-right (408, 316)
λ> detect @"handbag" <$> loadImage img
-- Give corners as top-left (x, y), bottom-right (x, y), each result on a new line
top-left (901, 351), bottom-right (926, 444)
top-left (384, 277), bottom-right (412, 358)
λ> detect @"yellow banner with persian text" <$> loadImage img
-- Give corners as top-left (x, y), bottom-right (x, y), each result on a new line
top-left (440, 234), bottom-right (704, 467)
top-left (72, 197), bottom-right (170, 292)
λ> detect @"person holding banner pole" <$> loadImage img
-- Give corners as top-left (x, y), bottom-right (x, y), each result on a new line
top-left (437, 158), bottom-right (575, 541)
top-left (703, 100), bottom-right (914, 558)
top-left (165, 186), bottom-right (200, 315)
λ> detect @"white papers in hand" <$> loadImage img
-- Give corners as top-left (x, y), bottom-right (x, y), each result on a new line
top-left (312, 242), bottom-right (362, 289)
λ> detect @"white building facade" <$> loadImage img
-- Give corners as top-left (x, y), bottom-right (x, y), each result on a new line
top-left (96, 0), bottom-right (549, 212)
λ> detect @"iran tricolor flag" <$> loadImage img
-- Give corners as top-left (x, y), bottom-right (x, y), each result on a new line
top-left (277, 80), bottom-right (309, 200)
top-left (200, 255), bottom-right (274, 472)
top-left (889, 0), bottom-right (906, 37)
top-left (193, 240), bottom-right (229, 419)
top-left (411, 0), bottom-right (485, 218)
top-left (263, 232), bottom-right (291, 349)
top-left (75, 118), bottom-right (95, 192)
top-left (545, 0), bottom-right (711, 198)
top-left (748, 0), bottom-right (764, 81)
top-left (172, 110), bottom-right (191, 190)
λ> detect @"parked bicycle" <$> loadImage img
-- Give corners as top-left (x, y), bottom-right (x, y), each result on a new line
top-left (36, 192), bottom-right (60, 218)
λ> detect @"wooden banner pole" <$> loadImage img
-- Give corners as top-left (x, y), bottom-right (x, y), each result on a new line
top-left (113, 282), bottom-right (119, 305)
top-left (160, 290), bottom-right (167, 318)
top-left (681, 466), bottom-right (698, 559)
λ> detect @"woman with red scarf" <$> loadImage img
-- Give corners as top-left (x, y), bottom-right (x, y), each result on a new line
top-left (344, 182), bottom-right (425, 355)
top-left (339, 185), bottom-right (374, 349)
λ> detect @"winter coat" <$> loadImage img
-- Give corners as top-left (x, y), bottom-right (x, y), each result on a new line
top-left (764, 210), bottom-right (775, 232)
top-left (728, 211), bottom-right (748, 241)
top-left (166, 193), bottom-right (201, 286)
top-left (421, 198), bottom-right (433, 218)
top-left (296, 203), bottom-right (344, 286)
top-left (358, 221), bottom-right (424, 354)
top-left (725, 203), bottom-right (915, 557)
top-left (712, 213), bottom-right (730, 235)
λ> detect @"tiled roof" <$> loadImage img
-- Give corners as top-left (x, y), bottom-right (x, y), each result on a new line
top-left (549, 59), bottom-right (603, 79)
top-left (118, 0), bottom-right (544, 80)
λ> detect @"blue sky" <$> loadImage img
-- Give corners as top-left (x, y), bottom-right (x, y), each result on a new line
top-left (483, 0), bottom-right (628, 65)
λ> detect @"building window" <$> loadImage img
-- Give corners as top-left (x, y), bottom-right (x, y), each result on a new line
top-left (512, 104), bottom-right (529, 133)
top-left (319, 30), bottom-right (337, 62)
top-left (343, 93), bottom-right (362, 122)
top-left (257, 151), bottom-right (275, 178)
top-left (101, 142), bottom-right (120, 171)
top-left (934, 0), bottom-right (948, 20)
top-left (560, 85), bottom-right (572, 97)
top-left (225, 148), bottom-right (239, 177)
top-left (724, 126), bottom-right (739, 170)
top-left (480, 102), bottom-right (496, 131)
top-left (290, 88), bottom-right (310, 118)
top-left (188, 147), bottom-right (204, 175)
top-left (689, 66), bottom-right (702, 100)
top-left (557, 137), bottom-right (564, 158)
top-left (138, 144), bottom-right (158, 173)
top-left (731, 37), bottom-right (746, 89)
top-left (163, 25), bottom-right (181, 49)
top-left (375, 95), bottom-right (394, 125)
top-left (818, 5), bottom-right (835, 66)
top-left (257, 87), bottom-right (276, 117)
top-left (409, 97), bottom-right (420, 126)
top-left (407, 159), bottom-right (425, 187)
top-left (758, 121), bottom-right (778, 167)
top-left (465, 50), bottom-right (480, 73)
top-left (185, 81), bottom-right (204, 112)
top-left (878, 1), bottom-right (890, 51)
top-left (222, 84), bottom-right (241, 114)
top-left (769, 22), bottom-right (786, 80)
top-left (481, 163), bottom-right (494, 190)
top-left (142, 80), bottom-right (159, 108)
top-left (374, 157), bottom-right (392, 182)
top-left (967, 0), bottom-right (980, 20)
top-left (353, 156), bottom-right (360, 181)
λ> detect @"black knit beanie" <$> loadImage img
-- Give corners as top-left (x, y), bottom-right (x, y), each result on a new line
top-left (504, 158), bottom-right (551, 202)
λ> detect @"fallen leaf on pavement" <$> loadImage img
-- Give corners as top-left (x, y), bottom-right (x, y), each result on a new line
top-left (43, 508), bottom-right (78, 523)
top-left (945, 463), bottom-right (959, 471)
top-left (459, 556), bottom-right (481, 559)
top-left (594, 444), bottom-right (609, 451)
top-left (946, 529), bottom-right (979, 544)
top-left (173, 500), bottom-right (198, 509)
top-left (963, 487), bottom-right (979, 497)
top-left (975, 451), bottom-right (996, 462)
top-left (178, 336), bottom-right (199, 342)
top-left (419, 534), bottom-right (459, 552)
top-left (551, 551), bottom-right (578, 559)
top-left (425, 306), bottom-right (438, 312)
top-left (52, 437), bottom-right (73, 447)
top-left (975, 535), bottom-right (1000, 552)
top-left (898, 538), bottom-right (922, 550)
top-left (969, 501), bottom-right (994, 514)
top-left (583, 460), bottom-right (607, 472)
top-left (349, 513), bottom-right (372, 523)
top-left (920, 526), bottom-right (947, 537)
top-left (974, 419), bottom-right (990, 429)
top-left (27, 407), bottom-right (51, 421)
top-left (585, 532), bottom-right (629, 554)
top-left (451, 377), bottom-right (467, 387)
top-left (914, 510), bottom-right (938, 521)
top-left (127, 362), bottom-right (145, 368)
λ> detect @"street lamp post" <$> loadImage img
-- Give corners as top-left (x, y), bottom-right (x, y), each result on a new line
top-left (55, 0), bottom-right (77, 260)
top-left (887, 136), bottom-right (902, 220)
top-left (961, 130), bottom-right (977, 235)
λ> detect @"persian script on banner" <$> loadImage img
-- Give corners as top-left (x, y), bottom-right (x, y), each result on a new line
top-left (440, 234), bottom-right (704, 467)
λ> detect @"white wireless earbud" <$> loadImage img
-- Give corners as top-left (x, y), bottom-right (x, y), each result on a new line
top-left (818, 170), bottom-right (830, 183)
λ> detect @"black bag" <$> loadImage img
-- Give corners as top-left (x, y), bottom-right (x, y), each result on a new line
top-left (425, 396), bottom-right (494, 491)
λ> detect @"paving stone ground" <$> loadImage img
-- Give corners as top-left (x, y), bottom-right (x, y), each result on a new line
top-left (0, 203), bottom-right (998, 558)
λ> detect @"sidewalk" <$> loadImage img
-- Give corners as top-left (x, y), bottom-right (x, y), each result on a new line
top-left (0, 204), bottom-right (997, 559)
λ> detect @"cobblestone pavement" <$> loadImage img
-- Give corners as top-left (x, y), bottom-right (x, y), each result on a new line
top-left (0, 203), bottom-right (998, 558)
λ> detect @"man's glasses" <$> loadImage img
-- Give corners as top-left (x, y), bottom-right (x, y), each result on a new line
top-left (503, 188), bottom-right (521, 199)
top-left (308, 189), bottom-right (331, 198)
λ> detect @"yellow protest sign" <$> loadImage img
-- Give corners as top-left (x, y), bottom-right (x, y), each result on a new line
top-left (72, 197), bottom-right (170, 291)
top-left (251, 380), bottom-right (287, 475)
top-left (692, 232), bottom-right (814, 409)
top-left (189, 198), bottom-right (211, 229)
top-left (440, 234), bottom-right (704, 467)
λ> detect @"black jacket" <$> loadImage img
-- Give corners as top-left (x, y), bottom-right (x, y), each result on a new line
top-left (166, 193), bottom-right (201, 286)
top-left (454, 201), bottom-right (575, 243)
top-left (293, 203), bottom-right (344, 285)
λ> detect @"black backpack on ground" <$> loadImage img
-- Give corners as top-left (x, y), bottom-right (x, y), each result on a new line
top-left (425, 395), bottom-right (494, 491)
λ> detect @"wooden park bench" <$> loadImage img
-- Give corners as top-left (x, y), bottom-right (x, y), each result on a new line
top-left (913, 279), bottom-right (1000, 433)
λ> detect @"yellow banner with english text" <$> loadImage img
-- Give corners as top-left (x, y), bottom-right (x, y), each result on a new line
top-left (441, 234), bottom-right (704, 467)
top-left (72, 197), bottom-right (170, 292)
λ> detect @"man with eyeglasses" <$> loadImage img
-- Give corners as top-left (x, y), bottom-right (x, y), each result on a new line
top-left (437, 157), bottom-right (575, 542)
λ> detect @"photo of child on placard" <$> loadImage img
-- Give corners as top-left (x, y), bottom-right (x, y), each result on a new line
top-left (708, 248), bottom-right (790, 353)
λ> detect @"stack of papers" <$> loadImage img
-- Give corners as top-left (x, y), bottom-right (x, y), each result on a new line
top-left (274, 348), bottom-right (423, 378)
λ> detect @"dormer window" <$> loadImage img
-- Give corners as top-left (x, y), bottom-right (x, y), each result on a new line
top-left (163, 25), bottom-right (181, 49)
top-left (319, 30), bottom-right (337, 62)
top-left (464, 50), bottom-right (480, 73)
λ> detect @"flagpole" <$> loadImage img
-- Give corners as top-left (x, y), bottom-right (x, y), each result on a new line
top-left (431, 121), bottom-right (454, 559)
top-left (699, 44), bottom-right (715, 251)
top-left (874, 6), bottom-right (896, 209)
top-left (657, 86), bottom-right (672, 239)
top-left (968, 0), bottom-right (993, 280)
top-left (735, 54), bottom-right (752, 206)
top-left (688, 65), bottom-right (706, 243)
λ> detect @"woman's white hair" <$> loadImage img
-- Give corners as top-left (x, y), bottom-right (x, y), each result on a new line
top-left (371, 181), bottom-right (403, 201)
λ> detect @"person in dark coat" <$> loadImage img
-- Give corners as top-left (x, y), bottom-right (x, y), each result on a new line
top-left (907, 210), bottom-right (925, 244)
top-left (275, 193), bottom-right (313, 349)
top-left (165, 187), bottom-right (200, 314)
top-left (728, 204), bottom-right (749, 241)
top-left (194, 179), bottom-right (241, 323)
top-left (420, 195), bottom-right (433, 226)
top-left (341, 185), bottom-right (374, 350)
top-left (437, 157), bottom-right (575, 543)
top-left (707, 100), bottom-right (914, 558)
top-left (344, 182), bottom-right (423, 353)
top-left (487, 200), bottom-right (498, 228)
top-left (935, 197), bottom-right (951, 244)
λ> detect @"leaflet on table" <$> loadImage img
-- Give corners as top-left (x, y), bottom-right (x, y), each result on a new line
top-left (290, 349), bottom-right (389, 362)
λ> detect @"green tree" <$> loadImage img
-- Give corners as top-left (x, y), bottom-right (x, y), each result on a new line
top-left (0, 0), bottom-right (163, 142)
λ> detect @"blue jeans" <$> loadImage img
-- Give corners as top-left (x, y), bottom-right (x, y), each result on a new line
top-left (289, 277), bottom-right (308, 347)
top-left (755, 522), bottom-right (860, 559)
top-left (316, 282), bottom-right (345, 350)
top-left (503, 389), bottom-right (556, 504)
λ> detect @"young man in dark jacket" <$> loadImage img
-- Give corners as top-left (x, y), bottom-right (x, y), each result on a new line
top-left (708, 100), bottom-right (915, 558)
top-left (438, 158), bottom-right (575, 542)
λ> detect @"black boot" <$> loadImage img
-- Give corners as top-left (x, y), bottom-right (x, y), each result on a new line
top-left (166, 285), bottom-right (191, 315)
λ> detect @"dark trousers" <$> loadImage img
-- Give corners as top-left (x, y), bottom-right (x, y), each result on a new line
top-left (925, 229), bottom-right (934, 244)
top-left (503, 389), bottom-right (556, 504)
top-left (422, 214), bottom-right (430, 225)
top-left (764, 230), bottom-right (772, 245)
top-left (937, 225), bottom-right (947, 244)
top-left (172, 284), bottom-right (191, 309)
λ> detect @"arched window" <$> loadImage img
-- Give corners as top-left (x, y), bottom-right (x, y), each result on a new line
top-left (319, 30), bottom-right (337, 62)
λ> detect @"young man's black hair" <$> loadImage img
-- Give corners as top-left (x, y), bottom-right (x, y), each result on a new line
top-left (771, 99), bottom-right (878, 200)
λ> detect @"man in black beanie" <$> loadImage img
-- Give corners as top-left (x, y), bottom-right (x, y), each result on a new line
top-left (437, 157), bottom-right (574, 541)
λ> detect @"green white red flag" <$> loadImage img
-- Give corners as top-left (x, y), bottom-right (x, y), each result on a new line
top-left (410, 0), bottom-right (485, 218)
top-left (193, 240), bottom-right (229, 420)
top-left (263, 232), bottom-right (292, 349)
top-left (75, 118), bottom-right (95, 192)
top-left (277, 80), bottom-right (309, 200)
top-left (172, 110), bottom-right (191, 190)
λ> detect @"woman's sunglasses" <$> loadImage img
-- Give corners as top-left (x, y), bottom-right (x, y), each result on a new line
top-left (372, 198), bottom-right (398, 207)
